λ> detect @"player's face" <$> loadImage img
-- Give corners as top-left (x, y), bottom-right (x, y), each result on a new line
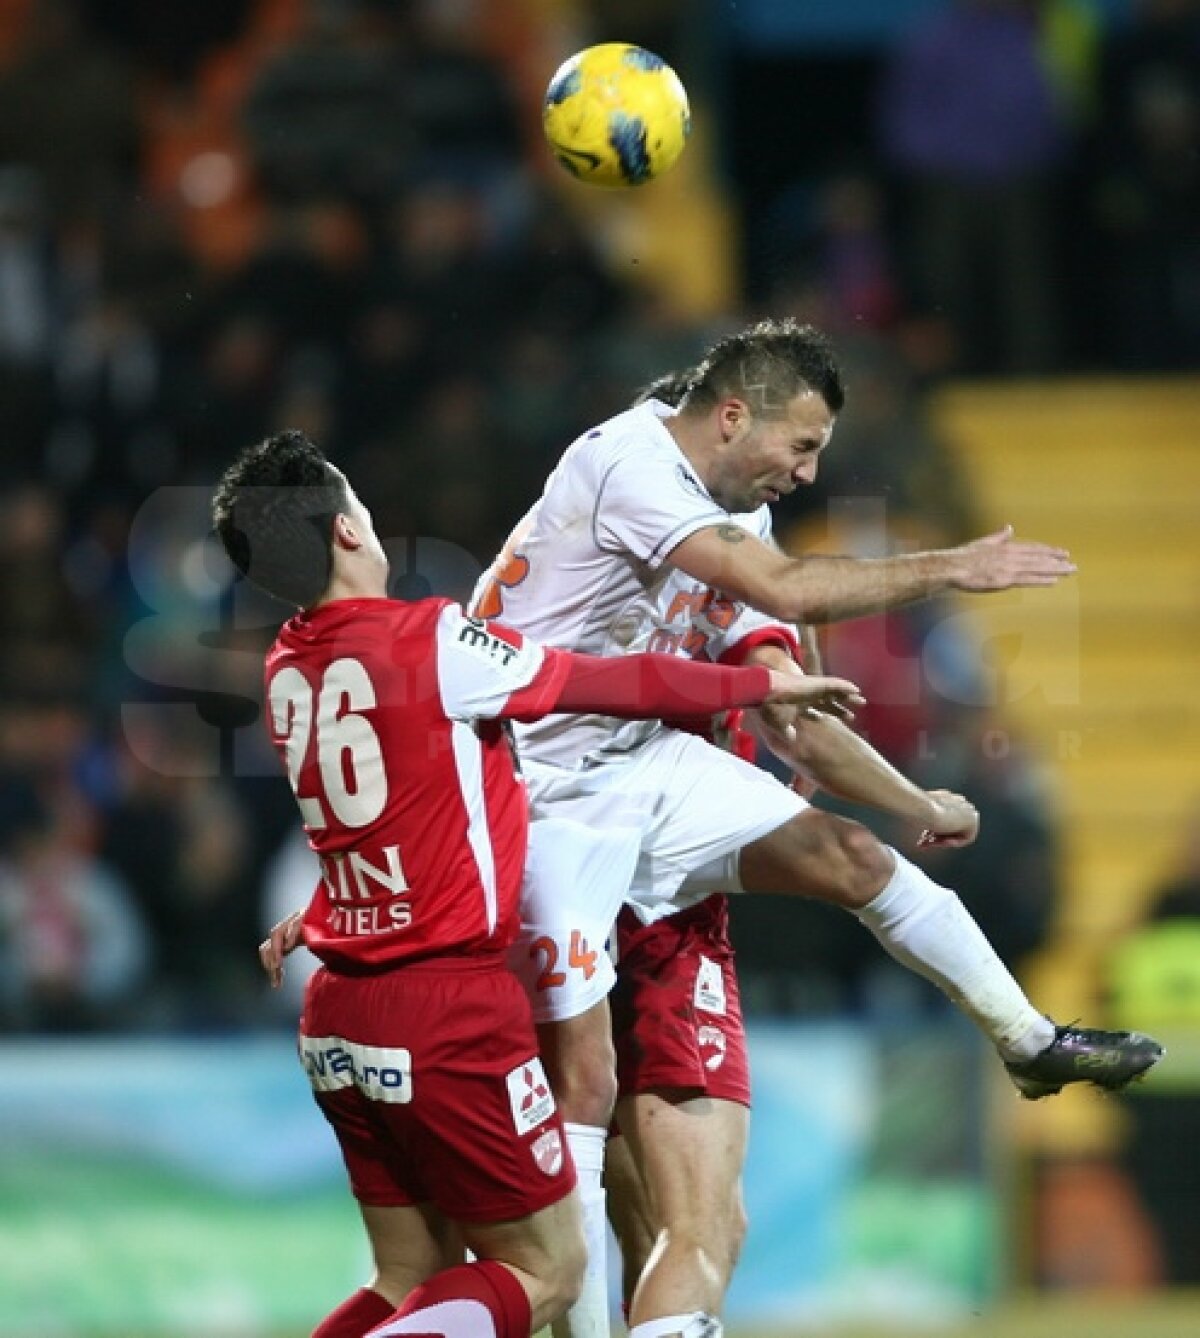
top-left (712, 389), bottom-right (834, 513)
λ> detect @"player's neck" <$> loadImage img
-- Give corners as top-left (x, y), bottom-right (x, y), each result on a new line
top-left (313, 570), bottom-right (389, 607)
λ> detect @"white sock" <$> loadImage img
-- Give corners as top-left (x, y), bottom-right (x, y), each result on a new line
top-left (630, 1314), bottom-right (723, 1338)
top-left (552, 1123), bottom-right (610, 1338)
top-left (855, 851), bottom-right (1054, 1060)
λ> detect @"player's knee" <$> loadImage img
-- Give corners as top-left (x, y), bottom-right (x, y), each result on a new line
top-left (825, 819), bottom-right (893, 909)
top-left (710, 1207), bottom-right (747, 1288)
top-left (676, 1234), bottom-right (734, 1298)
top-left (660, 1209), bottom-right (745, 1294)
top-left (566, 1053), bottom-right (618, 1127)
top-left (542, 1030), bottom-right (618, 1127)
top-left (841, 821), bottom-right (894, 890)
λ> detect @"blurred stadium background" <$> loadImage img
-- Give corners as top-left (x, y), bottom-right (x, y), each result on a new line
top-left (0, 0), bottom-right (1198, 1334)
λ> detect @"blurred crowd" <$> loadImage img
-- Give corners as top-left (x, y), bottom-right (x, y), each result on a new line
top-left (0, 0), bottom-right (1196, 1034)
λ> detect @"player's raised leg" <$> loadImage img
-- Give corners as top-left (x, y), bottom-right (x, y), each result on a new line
top-left (739, 808), bottom-right (1164, 1094)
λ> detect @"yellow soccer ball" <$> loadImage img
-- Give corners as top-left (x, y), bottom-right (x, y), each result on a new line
top-left (542, 43), bottom-right (691, 188)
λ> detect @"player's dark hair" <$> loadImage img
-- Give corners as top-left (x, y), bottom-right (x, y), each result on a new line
top-left (211, 429), bottom-right (349, 607)
top-left (683, 318), bottom-right (844, 418)
top-left (631, 367), bottom-right (697, 409)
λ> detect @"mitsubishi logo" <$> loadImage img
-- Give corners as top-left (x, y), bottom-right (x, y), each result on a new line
top-left (520, 1065), bottom-right (549, 1112)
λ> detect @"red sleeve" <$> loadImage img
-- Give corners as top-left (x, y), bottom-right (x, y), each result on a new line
top-left (717, 626), bottom-right (802, 668)
top-left (502, 651), bottom-right (773, 723)
top-left (500, 646), bottom-right (574, 721)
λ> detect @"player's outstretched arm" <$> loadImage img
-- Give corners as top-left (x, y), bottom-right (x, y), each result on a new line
top-left (438, 604), bottom-right (861, 728)
top-left (669, 522), bottom-right (1075, 624)
top-left (757, 704), bottom-right (980, 845)
top-left (740, 646), bottom-right (977, 844)
top-left (543, 650), bottom-right (863, 723)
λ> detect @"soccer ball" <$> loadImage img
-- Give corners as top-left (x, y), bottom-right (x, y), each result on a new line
top-left (542, 43), bottom-right (691, 188)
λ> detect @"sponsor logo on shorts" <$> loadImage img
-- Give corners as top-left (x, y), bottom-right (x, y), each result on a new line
top-left (299, 1035), bottom-right (412, 1103)
top-left (531, 1128), bottom-right (565, 1177)
top-left (506, 1057), bottom-right (556, 1134)
top-left (698, 1024), bottom-right (727, 1071)
top-left (694, 956), bottom-right (727, 1016)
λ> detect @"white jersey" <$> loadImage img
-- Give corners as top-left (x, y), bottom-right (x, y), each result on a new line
top-left (471, 399), bottom-right (793, 766)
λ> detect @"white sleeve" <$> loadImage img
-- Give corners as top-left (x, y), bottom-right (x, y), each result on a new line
top-left (434, 604), bottom-right (549, 722)
top-left (593, 443), bottom-right (728, 571)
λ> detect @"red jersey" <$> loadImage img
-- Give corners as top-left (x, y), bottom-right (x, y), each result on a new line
top-left (264, 597), bottom-right (570, 970)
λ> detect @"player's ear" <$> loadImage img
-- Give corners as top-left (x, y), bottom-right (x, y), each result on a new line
top-left (718, 397), bottom-right (749, 440)
top-left (332, 511), bottom-right (362, 551)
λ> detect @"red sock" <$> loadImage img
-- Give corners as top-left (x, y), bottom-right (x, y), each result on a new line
top-left (363, 1260), bottom-right (532, 1337)
top-left (313, 1287), bottom-right (394, 1338)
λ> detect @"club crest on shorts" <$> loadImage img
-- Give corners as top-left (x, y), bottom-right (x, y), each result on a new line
top-left (506, 1057), bottom-right (556, 1134)
top-left (694, 955), bottom-right (727, 1015)
top-left (530, 1127), bottom-right (565, 1177)
top-left (698, 1024), bottom-right (727, 1070)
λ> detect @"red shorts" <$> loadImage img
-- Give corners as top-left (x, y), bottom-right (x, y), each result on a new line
top-left (300, 957), bottom-right (576, 1223)
top-left (611, 894), bottom-right (751, 1107)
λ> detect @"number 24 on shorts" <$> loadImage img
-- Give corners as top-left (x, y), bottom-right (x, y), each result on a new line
top-left (531, 931), bottom-right (598, 990)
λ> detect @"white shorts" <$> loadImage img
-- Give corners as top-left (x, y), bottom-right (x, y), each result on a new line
top-left (514, 730), bottom-right (806, 1023)
top-left (508, 815), bottom-right (641, 1025)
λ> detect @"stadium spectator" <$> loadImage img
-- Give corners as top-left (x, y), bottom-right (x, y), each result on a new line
top-left (1082, 0), bottom-right (1200, 368)
top-left (50, 289), bottom-right (174, 507)
top-left (400, 1), bottom-right (524, 181)
top-left (877, 0), bottom-right (1075, 373)
top-left (0, 0), bottom-right (138, 216)
top-left (241, 0), bottom-right (410, 203)
top-left (0, 168), bottom-right (59, 470)
top-left (1109, 803), bottom-right (1200, 1284)
top-left (80, 0), bottom-right (252, 88)
top-left (0, 775), bottom-right (150, 1032)
top-left (755, 169), bottom-right (902, 339)
top-left (912, 703), bottom-right (1059, 975)
top-left (0, 486), bottom-right (99, 702)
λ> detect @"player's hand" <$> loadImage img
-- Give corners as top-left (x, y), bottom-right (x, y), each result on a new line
top-left (259, 910), bottom-right (306, 989)
top-left (765, 670), bottom-right (864, 722)
top-left (917, 790), bottom-right (980, 848)
top-left (756, 696), bottom-right (802, 740)
top-left (947, 525), bottom-right (1076, 592)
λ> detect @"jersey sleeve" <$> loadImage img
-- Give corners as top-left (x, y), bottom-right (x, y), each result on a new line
top-left (593, 442), bottom-right (728, 571)
top-left (550, 652), bottom-right (772, 719)
top-left (434, 603), bottom-right (571, 722)
top-left (712, 607), bottom-right (802, 666)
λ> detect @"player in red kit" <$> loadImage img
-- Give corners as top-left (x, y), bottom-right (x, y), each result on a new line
top-left (212, 429), bottom-right (864, 1338)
